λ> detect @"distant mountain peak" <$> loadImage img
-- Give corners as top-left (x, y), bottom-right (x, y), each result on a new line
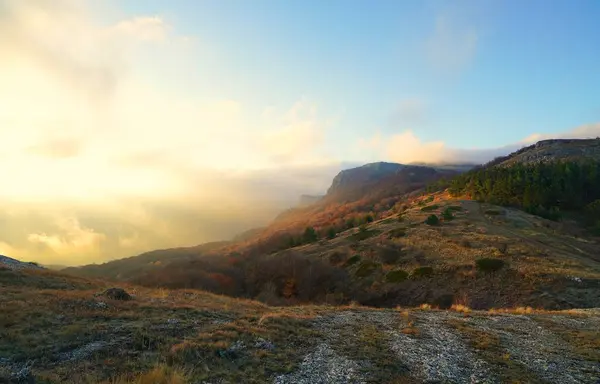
top-left (487, 138), bottom-right (600, 168)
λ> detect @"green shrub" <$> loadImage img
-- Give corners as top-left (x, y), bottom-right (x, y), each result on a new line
top-left (355, 261), bottom-right (379, 277)
top-left (590, 221), bottom-right (600, 236)
top-left (411, 266), bottom-right (433, 278)
top-left (425, 214), bottom-right (440, 226)
top-left (420, 204), bottom-right (439, 212)
top-left (475, 258), bottom-right (506, 273)
top-left (345, 255), bottom-right (361, 266)
top-left (525, 205), bottom-right (561, 221)
top-left (326, 227), bottom-right (337, 239)
top-left (388, 228), bottom-right (406, 238)
top-left (385, 269), bottom-right (408, 283)
top-left (442, 208), bottom-right (454, 221)
top-left (303, 226), bottom-right (318, 243)
top-left (447, 205), bottom-right (463, 212)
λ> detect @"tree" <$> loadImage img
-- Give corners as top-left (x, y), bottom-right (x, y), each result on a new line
top-left (326, 227), bottom-right (337, 239)
top-left (442, 208), bottom-right (454, 221)
top-left (303, 226), bottom-right (318, 243)
top-left (425, 214), bottom-right (440, 225)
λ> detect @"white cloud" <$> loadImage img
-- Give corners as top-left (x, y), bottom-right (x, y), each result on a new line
top-left (520, 123), bottom-right (600, 144)
top-left (259, 100), bottom-right (332, 165)
top-left (27, 217), bottom-right (106, 262)
top-left (108, 16), bottom-right (168, 43)
top-left (361, 122), bottom-right (600, 165)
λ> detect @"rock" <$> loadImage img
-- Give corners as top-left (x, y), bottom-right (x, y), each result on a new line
top-left (254, 337), bottom-right (275, 350)
top-left (102, 288), bottom-right (132, 301)
top-left (12, 365), bottom-right (34, 383)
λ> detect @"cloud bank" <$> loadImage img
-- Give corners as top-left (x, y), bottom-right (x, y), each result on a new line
top-left (361, 123), bottom-right (600, 165)
top-left (0, 0), bottom-right (342, 265)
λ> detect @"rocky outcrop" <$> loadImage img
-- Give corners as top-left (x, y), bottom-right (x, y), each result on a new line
top-left (0, 255), bottom-right (44, 271)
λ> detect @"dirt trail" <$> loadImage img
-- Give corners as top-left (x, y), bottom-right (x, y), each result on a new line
top-left (276, 309), bottom-right (600, 384)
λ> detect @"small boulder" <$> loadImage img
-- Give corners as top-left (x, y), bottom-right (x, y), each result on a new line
top-left (102, 288), bottom-right (132, 301)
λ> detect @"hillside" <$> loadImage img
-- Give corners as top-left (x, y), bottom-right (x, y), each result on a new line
top-left (64, 139), bottom-right (600, 310)
top-left (62, 241), bottom-right (229, 280)
top-left (325, 161), bottom-right (457, 201)
top-left (2, 266), bottom-right (599, 383)
top-left (66, 161), bottom-right (454, 282)
top-left (68, 191), bottom-right (600, 310)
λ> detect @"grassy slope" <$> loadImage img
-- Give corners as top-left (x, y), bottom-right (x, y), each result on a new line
top-left (1, 267), bottom-right (599, 383)
top-left (272, 191), bottom-right (600, 309)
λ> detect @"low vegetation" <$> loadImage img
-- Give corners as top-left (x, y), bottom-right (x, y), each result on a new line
top-left (411, 266), bottom-right (433, 278)
top-left (475, 258), bottom-right (506, 273)
top-left (425, 214), bottom-right (440, 225)
top-left (385, 269), bottom-right (408, 283)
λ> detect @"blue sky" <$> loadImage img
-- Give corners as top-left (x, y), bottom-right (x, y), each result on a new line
top-left (118, 0), bottom-right (600, 156)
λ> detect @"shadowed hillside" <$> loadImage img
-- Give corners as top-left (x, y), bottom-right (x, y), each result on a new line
top-left (2, 263), bottom-right (599, 383)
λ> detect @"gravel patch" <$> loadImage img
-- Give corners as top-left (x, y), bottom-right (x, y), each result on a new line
top-left (59, 341), bottom-right (107, 362)
top-left (389, 312), bottom-right (497, 383)
top-left (273, 343), bottom-right (366, 384)
top-left (464, 314), bottom-right (600, 384)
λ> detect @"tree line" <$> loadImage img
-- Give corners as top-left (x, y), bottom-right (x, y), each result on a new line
top-left (447, 160), bottom-right (600, 223)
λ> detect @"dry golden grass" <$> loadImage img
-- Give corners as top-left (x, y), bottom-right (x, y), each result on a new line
top-left (450, 304), bottom-right (472, 313)
top-left (106, 365), bottom-right (187, 384)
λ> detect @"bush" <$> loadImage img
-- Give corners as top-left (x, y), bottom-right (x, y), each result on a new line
top-left (303, 226), bottom-right (318, 243)
top-left (411, 266), bottom-right (433, 278)
top-left (525, 205), bottom-right (561, 221)
top-left (385, 269), bottom-right (408, 283)
top-left (475, 258), bottom-right (506, 273)
top-left (433, 293), bottom-right (454, 309)
top-left (355, 261), bottom-right (379, 277)
top-left (420, 204), bottom-right (439, 212)
top-left (326, 227), bottom-right (337, 239)
top-left (377, 246), bottom-right (403, 264)
top-left (590, 221), bottom-right (600, 236)
top-left (344, 255), bottom-right (361, 266)
top-left (442, 208), bottom-right (454, 221)
top-left (387, 228), bottom-right (406, 238)
top-left (425, 214), bottom-right (440, 226)
top-left (447, 205), bottom-right (463, 212)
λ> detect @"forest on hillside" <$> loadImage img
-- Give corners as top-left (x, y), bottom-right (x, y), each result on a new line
top-left (447, 160), bottom-right (600, 224)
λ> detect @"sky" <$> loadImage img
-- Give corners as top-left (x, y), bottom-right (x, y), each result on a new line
top-left (1, 0), bottom-right (599, 265)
